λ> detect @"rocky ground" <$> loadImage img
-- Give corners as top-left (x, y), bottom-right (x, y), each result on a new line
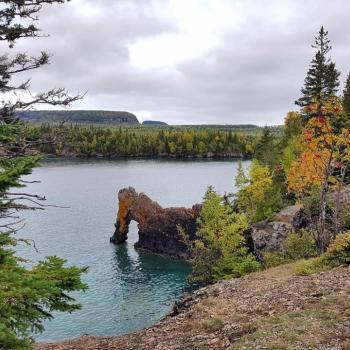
top-left (36, 263), bottom-right (350, 350)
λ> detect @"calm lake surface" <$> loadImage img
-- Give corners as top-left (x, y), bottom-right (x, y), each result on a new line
top-left (17, 158), bottom-right (249, 341)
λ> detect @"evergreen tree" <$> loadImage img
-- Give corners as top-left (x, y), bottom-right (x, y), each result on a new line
top-left (343, 72), bottom-right (350, 118)
top-left (296, 27), bottom-right (340, 123)
top-left (254, 126), bottom-right (279, 169)
top-left (186, 187), bottom-right (260, 284)
top-left (0, 2), bottom-right (86, 349)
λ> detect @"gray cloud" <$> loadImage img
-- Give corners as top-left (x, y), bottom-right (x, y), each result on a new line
top-left (7, 0), bottom-right (350, 125)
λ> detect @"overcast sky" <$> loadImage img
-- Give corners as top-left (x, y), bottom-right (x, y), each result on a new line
top-left (10, 0), bottom-right (350, 125)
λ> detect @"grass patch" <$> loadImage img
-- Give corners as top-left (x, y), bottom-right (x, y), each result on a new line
top-left (229, 289), bottom-right (350, 350)
top-left (200, 317), bottom-right (225, 331)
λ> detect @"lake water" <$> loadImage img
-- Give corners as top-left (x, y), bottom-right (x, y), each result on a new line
top-left (17, 158), bottom-right (249, 341)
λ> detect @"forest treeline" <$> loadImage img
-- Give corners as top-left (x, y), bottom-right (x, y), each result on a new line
top-left (26, 124), bottom-right (280, 158)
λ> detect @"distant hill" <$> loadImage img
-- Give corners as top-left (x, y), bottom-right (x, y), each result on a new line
top-left (142, 120), bottom-right (168, 125)
top-left (17, 110), bottom-right (140, 125)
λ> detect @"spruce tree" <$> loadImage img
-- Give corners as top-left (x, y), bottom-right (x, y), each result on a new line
top-left (343, 72), bottom-right (350, 118)
top-left (296, 27), bottom-right (340, 123)
top-left (254, 126), bottom-right (278, 169)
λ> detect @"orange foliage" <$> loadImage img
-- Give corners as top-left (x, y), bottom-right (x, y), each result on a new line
top-left (287, 97), bottom-right (350, 198)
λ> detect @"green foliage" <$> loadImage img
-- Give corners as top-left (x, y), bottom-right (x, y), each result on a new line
top-left (338, 203), bottom-right (350, 231)
top-left (263, 252), bottom-right (290, 268)
top-left (294, 232), bottom-right (350, 275)
top-left (295, 26), bottom-right (340, 123)
top-left (293, 257), bottom-right (324, 276)
top-left (0, 122), bottom-right (89, 349)
top-left (25, 123), bottom-right (265, 158)
top-left (343, 72), bottom-right (350, 118)
top-left (322, 231), bottom-right (350, 266)
top-left (188, 187), bottom-right (260, 284)
top-left (280, 112), bottom-right (304, 174)
top-left (282, 111), bottom-right (303, 143)
top-left (283, 230), bottom-right (317, 260)
top-left (0, 249), bottom-right (88, 349)
top-left (0, 1), bottom-right (88, 348)
top-left (235, 160), bottom-right (283, 222)
top-left (254, 126), bottom-right (280, 169)
top-left (263, 230), bottom-right (317, 268)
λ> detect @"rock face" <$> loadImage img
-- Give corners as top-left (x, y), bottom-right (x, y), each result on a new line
top-left (110, 187), bottom-right (201, 259)
top-left (247, 205), bottom-right (307, 253)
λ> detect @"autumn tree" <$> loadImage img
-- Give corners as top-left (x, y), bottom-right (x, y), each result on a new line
top-left (234, 160), bottom-right (283, 222)
top-left (296, 27), bottom-right (340, 124)
top-left (287, 97), bottom-right (350, 252)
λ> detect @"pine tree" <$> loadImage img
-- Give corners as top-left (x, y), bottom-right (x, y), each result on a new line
top-left (296, 27), bottom-right (340, 123)
top-left (254, 126), bottom-right (278, 169)
top-left (343, 72), bottom-right (350, 118)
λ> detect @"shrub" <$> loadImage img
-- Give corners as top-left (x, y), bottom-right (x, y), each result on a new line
top-left (322, 231), bottom-right (350, 266)
top-left (294, 257), bottom-right (324, 275)
top-left (263, 230), bottom-right (317, 268)
top-left (338, 203), bottom-right (350, 231)
top-left (294, 232), bottom-right (350, 275)
top-left (263, 252), bottom-right (291, 268)
top-left (283, 230), bottom-right (317, 260)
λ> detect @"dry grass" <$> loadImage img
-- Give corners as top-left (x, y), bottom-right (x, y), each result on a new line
top-left (230, 289), bottom-right (350, 350)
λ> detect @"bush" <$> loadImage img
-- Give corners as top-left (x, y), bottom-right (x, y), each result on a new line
top-left (293, 257), bottom-right (324, 275)
top-left (338, 203), bottom-right (350, 231)
top-left (263, 252), bottom-right (291, 268)
top-left (263, 230), bottom-right (317, 268)
top-left (294, 232), bottom-right (350, 275)
top-left (322, 231), bottom-right (350, 266)
top-left (283, 230), bottom-right (317, 260)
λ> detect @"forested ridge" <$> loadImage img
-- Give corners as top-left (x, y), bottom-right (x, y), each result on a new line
top-left (17, 110), bottom-right (140, 125)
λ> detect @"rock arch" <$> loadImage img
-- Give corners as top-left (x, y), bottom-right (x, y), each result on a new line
top-left (110, 187), bottom-right (201, 259)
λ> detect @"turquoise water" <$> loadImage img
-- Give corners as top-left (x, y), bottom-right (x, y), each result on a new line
top-left (17, 158), bottom-right (248, 341)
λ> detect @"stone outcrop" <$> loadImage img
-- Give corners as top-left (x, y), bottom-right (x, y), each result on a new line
top-left (110, 187), bottom-right (201, 259)
top-left (247, 205), bottom-right (307, 253)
